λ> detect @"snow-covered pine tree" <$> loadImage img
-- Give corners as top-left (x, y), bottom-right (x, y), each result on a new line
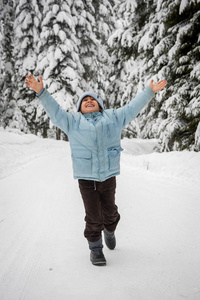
top-left (107, 0), bottom-right (142, 137)
top-left (138, 0), bottom-right (200, 151)
top-left (12, 0), bottom-right (42, 134)
top-left (0, 21), bottom-right (3, 114)
top-left (36, 0), bottom-right (81, 139)
top-left (71, 0), bottom-right (100, 95)
top-left (71, 0), bottom-right (116, 102)
top-left (91, 0), bottom-right (116, 106)
top-left (0, 0), bottom-right (16, 129)
top-left (109, 0), bottom-right (200, 150)
top-left (177, 0), bottom-right (200, 151)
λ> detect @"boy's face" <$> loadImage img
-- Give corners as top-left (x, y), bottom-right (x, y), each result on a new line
top-left (80, 96), bottom-right (100, 114)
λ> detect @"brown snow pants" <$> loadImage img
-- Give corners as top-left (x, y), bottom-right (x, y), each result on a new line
top-left (78, 176), bottom-right (120, 243)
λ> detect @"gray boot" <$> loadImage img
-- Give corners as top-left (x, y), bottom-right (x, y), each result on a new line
top-left (103, 228), bottom-right (116, 250)
top-left (88, 237), bottom-right (106, 266)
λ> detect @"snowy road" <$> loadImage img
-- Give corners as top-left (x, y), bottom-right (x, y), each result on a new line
top-left (0, 131), bottom-right (200, 300)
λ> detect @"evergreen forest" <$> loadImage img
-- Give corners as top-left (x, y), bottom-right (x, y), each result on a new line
top-left (0, 0), bottom-right (200, 151)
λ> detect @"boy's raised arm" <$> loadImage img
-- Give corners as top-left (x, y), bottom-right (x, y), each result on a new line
top-left (114, 79), bottom-right (167, 129)
top-left (25, 74), bottom-right (74, 135)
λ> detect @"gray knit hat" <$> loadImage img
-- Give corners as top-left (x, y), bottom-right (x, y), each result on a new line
top-left (77, 91), bottom-right (104, 112)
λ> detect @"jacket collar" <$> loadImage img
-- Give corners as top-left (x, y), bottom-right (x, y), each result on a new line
top-left (83, 111), bottom-right (102, 119)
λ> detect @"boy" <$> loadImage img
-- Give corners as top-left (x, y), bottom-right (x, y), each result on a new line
top-left (25, 74), bottom-right (166, 266)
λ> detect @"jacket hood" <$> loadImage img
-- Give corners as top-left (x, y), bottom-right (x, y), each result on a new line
top-left (77, 91), bottom-right (104, 112)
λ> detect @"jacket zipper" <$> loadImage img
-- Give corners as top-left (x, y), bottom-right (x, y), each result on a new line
top-left (92, 112), bottom-right (101, 181)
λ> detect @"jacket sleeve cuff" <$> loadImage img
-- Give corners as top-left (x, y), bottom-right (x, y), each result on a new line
top-left (36, 88), bottom-right (45, 97)
top-left (143, 86), bottom-right (155, 98)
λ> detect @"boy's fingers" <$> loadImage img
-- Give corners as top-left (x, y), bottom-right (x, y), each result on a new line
top-left (25, 76), bottom-right (30, 81)
top-left (25, 75), bottom-right (33, 82)
top-left (30, 74), bottom-right (36, 81)
top-left (157, 80), bottom-right (166, 87)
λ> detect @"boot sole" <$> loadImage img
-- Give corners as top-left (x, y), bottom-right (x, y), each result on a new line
top-left (91, 261), bottom-right (106, 266)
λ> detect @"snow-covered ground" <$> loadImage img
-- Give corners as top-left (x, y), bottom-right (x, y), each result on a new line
top-left (0, 128), bottom-right (200, 300)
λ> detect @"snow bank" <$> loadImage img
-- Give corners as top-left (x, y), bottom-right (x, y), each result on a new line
top-left (121, 137), bottom-right (200, 184)
top-left (0, 128), bottom-right (68, 179)
top-left (121, 137), bottom-right (158, 155)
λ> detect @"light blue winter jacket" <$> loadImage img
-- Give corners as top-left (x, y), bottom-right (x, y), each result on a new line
top-left (37, 87), bottom-right (155, 181)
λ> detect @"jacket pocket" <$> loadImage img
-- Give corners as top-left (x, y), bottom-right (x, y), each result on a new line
top-left (108, 146), bottom-right (123, 171)
top-left (72, 150), bottom-right (92, 174)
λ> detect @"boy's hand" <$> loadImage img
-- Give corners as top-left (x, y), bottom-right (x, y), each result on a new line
top-left (149, 79), bottom-right (167, 93)
top-left (25, 74), bottom-right (44, 94)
